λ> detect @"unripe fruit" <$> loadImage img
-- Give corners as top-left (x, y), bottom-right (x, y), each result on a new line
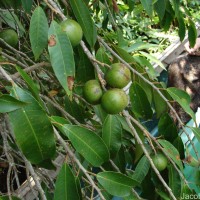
top-left (151, 153), bottom-right (168, 171)
top-left (0, 29), bottom-right (18, 47)
top-left (83, 80), bottom-right (103, 105)
top-left (101, 89), bottom-right (128, 114)
top-left (105, 63), bottom-right (131, 88)
top-left (60, 19), bottom-right (83, 47)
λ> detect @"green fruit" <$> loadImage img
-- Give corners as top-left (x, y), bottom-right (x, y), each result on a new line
top-left (61, 19), bottom-right (83, 47)
top-left (105, 63), bottom-right (131, 88)
top-left (101, 89), bottom-right (128, 114)
top-left (0, 29), bottom-right (18, 47)
top-left (83, 80), bottom-right (103, 104)
top-left (151, 153), bottom-right (168, 171)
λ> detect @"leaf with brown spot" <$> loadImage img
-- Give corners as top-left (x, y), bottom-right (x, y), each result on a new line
top-left (48, 35), bottom-right (56, 47)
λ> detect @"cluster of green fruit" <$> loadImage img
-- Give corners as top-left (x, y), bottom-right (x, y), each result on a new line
top-left (83, 63), bottom-right (131, 114)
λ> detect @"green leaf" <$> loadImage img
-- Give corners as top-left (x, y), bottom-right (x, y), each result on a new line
top-left (188, 20), bottom-right (197, 48)
top-left (154, 0), bottom-right (166, 20)
top-left (54, 163), bottom-right (82, 200)
top-left (156, 189), bottom-right (170, 200)
top-left (16, 66), bottom-right (40, 102)
top-left (102, 115), bottom-right (122, 156)
top-left (97, 171), bottom-right (139, 197)
top-left (153, 85), bottom-right (168, 118)
top-left (30, 6), bottom-right (48, 60)
top-left (168, 164), bottom-right (182, 198)
top-left (48, 21), bottom-right (75, 96)
top-left (0, 94), bottom-right (27, 113)
top-left (61, 125), bottom-right (109, 167)
top-left (140, 51), bottom-right (166, 70)
top-left (177, 15), bottom-right (186, 42)
top-left (125, 41), bottom-right (158, 53)
top-left (132, 156), bottom-right (150, 184)
top-left (21, 0), bottom-right (33, 13)
top-left (8, 86), bottom-right (56, 164)
top-left (68, 0), bottom-right (97, 47)
top-left (158, 113), bottom-right (178, 142)
top-left (158, 139), bottom-right (183, 170)
top-left (130, 82), bottom-right (153, 119)
top-left (167, 87), bottom-right (196, 123)
top-left (76, 47), bottom-right (95, 83)
top-left (140, 0), bottom-right (153, 17)
top-left (190, 127), bottom-right (200, 142)
top-left (0, 10), bottom-right (25, 36)
top-left (64, 96), bottom-right (85, 123)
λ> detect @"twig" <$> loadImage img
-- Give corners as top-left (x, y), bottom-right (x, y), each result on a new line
top-left (44, 0), bottom-right (66, 20)
top-left (0, 38), bottom-right (35, 65)
top-left (11, 62), bottom-right (51, 79)
top-left (53, 127), bottom-right (106, 200)
top-left (129, 115), bottom-right (188, 185)
top-left (21, 155), bottom-right (47, 200)
top-left (123, 111), bottom-right (177, 200)
top-left (1, 52), bottom-right (28, 68)
top-left (0, 65), bottom-right (14, 83)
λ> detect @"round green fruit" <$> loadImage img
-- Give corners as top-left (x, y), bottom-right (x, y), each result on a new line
top-left (101, 89), bottom-right (128, 114)
top-left (60, 19), bottom-right (83, 47)
top-left (0, 29), bottom-right (18, 47)
top-left (83, 80), bottom-right (103, 105)
top-left (151, 153), bottom-right (168, 171)
top-left (105, 63), bottom-right (131, 88)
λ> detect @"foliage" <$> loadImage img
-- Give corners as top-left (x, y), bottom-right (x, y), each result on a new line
top-left (0, 0), bottom-right (200, 200)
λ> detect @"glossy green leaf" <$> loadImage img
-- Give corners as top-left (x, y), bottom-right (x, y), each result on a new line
top-left (68, 0), bottom-right (97, 47)
top-left (140, 51), bottom-right (166, 70)
top-left (21, 0), bottom-right (33, 13)
top-left (167, 87), bottom-right (196, 123)
top-left (8, 86), bottom-right (56, 164)
top-left (173, 136), bottom-right (185, 160)
top-left (48, 21), bottom-right (75, 96)
top-left (156, 189), bottom-right (170, 200)
top-left (178, 15), bottom-right (186, 42)
top-left (76, 47), bottom-right (95, 83)
top-left (132, 156), bottom-right (150, 184)
top-left (153, 85), bottom-right (168, 118)
top-left (158, 139), bottom-right (183, 170)
top-left (154, 0), bottom-right (166, 20)
top-left (54, 163), bottom-right (82, 200)
top-left (96, 47), bottom-right (111, 73)
top-left (16, 66), bottom-right (40, 102)
top-left (158, 113), bottom-right (178, 142)
top-left (30, 6), bottom-right (48, 60)
top-left (61, 125), bottom-right (109, 167)
top-left (188, 20), bottom-right (197, 48)
top-left (102, 115), bottom-right (122, 156)
top-left (168, 164), bottom-right (182, 198)
top-left (0, 94), bottom-right (27, 113)
top-left (97, 171), bottom-right (139, 197)
top-left (64, 95), bottom-right (85, 123)
top-left (190, 127), bottom-right (200, 143)
top-left (130, 82), bottom-right (153, 119)
top-left (125, 41), bottom-right (158, 53)
top-left (140, 0), bottom-right (153, 17)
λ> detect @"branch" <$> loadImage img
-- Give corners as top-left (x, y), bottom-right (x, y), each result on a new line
top-left (53, 127), bottom-right (106, 200)
top-left (11, 62), bottom-right (51, 80)
top-left (123, 111), bottom-right (177, 200)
